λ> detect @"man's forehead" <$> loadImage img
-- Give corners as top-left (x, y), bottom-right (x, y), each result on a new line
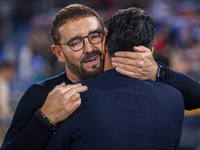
top-left (59, 16), bottom-right (101, 37)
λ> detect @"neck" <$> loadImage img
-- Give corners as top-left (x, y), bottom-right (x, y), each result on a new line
top-left (104, 53), bottom-right (114, 72)
top-left (65, 67), bottom-right (80, 83)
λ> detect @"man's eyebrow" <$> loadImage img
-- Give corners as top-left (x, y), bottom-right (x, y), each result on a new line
top-left (69, 36), bottom-right (82, 41)
top-left (69, 28), bottom-right (103, 41)
top-left (88, 28), bottom-right (102, 33)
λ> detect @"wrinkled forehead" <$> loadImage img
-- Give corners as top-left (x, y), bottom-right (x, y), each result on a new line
top-left (59, 16), bottom-right (102, 41)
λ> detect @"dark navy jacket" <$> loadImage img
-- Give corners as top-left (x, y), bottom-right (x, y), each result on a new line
top-left (45, 69), bottom-right (184, 150)
top-left (1, 66), bottom-right (200, 150)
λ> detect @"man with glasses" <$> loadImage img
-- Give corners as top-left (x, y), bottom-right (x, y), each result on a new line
top-left (56, 29), bottom-right (105, 81)
top-left (1, 4), bottom-right (200, 150)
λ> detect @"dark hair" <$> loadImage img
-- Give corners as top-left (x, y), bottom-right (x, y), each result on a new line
top-left (106, 7), bottom-right (155, 57)
top-left (50, 4), bottom-right (104, 45)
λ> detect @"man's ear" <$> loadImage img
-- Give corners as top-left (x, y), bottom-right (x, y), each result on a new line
top-left (104, 28), bottom-right (108, 36)
top-left (52, 44), bottom-right (65, 63)
top-left (151, 47), bottom-right (154, 53)
top-left (102, 28), bottom-right (108, 55)
top-left (102, 37), bottom-right (107, 55)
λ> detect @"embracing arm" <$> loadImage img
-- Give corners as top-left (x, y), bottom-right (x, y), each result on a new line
top-left (161, 64), bottom-right (200, 110)
top-left (112, 46), bottom-right (200, 110)
top-left (1, 83), bottom-right (87, 150)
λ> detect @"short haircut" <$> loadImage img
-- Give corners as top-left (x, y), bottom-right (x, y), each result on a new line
top-left (50, 4), bottom-right (104, 45)
top-left (106, 7), bottom-right (155, 57)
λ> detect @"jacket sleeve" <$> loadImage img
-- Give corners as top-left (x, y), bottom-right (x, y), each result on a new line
top-left (1, 84), bottom-right (54, 150)
top-left (162, 65), bottom-right (200, 110)
top-left (44, 120), bottom-right (71, 150)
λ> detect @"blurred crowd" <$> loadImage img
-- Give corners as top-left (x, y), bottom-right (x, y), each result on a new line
top-left (0, 0), bottom-right (200, 149)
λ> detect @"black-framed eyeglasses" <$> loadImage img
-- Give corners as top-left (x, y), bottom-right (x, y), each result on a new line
top-left (59, 30), bottom-right (105, 52)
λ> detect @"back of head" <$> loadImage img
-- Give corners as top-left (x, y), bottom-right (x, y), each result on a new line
top-left (106, 7), bottom-right (155, 57)
top-left (50, 4), bottom-right (104, 45)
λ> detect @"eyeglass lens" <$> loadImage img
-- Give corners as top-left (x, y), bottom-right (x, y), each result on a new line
top-left (68, 30), bottom-right (103, 51)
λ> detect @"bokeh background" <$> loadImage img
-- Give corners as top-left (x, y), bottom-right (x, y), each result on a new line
top-left (0, 0), bottom-right (200, 149)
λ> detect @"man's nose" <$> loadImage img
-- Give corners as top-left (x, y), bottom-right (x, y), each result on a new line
top-left (83, 37), bottom-right (93, 53)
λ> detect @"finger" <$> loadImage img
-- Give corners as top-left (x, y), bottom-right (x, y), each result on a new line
top-left (134, 46), bottom-right (150, 52)
top-left (115, 51), bottom-right (140, 59)
top-left (114, 46), bottom-right (151, 59)
top-left (115, 67), bottom-right (143, 79)
top-left (114, 46), bottom-right (150, 58)
top-left (65, 86), bottom-right (88, 102)
top-left (112, 57), bottom-right (144, 67)
top-left (68, 86), bottom-right (88, 103)
top-left (114, 51), bottom-right (139, 59)
top-left (63, 98), bottom-right (82, 119)
top-left (69, 92), bottom-right (81, 103)
top-left (71, 85), bottom-right (88, 94)
top-left (112, 57), bottom-right (132, 65)
top-left (50, 82), bottom-right (66, 94)
top-left (55, 82), bottom-right (66, 89)
top-left (112, 62), bottom-right (143, 73)
top-left (59, 83), bottom-right (83, 93)
top-left (70, 98), bottom-right (82, 111)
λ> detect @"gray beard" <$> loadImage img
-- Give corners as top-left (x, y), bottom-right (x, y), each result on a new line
top-left (63, 49), bottom-right (104, 81)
